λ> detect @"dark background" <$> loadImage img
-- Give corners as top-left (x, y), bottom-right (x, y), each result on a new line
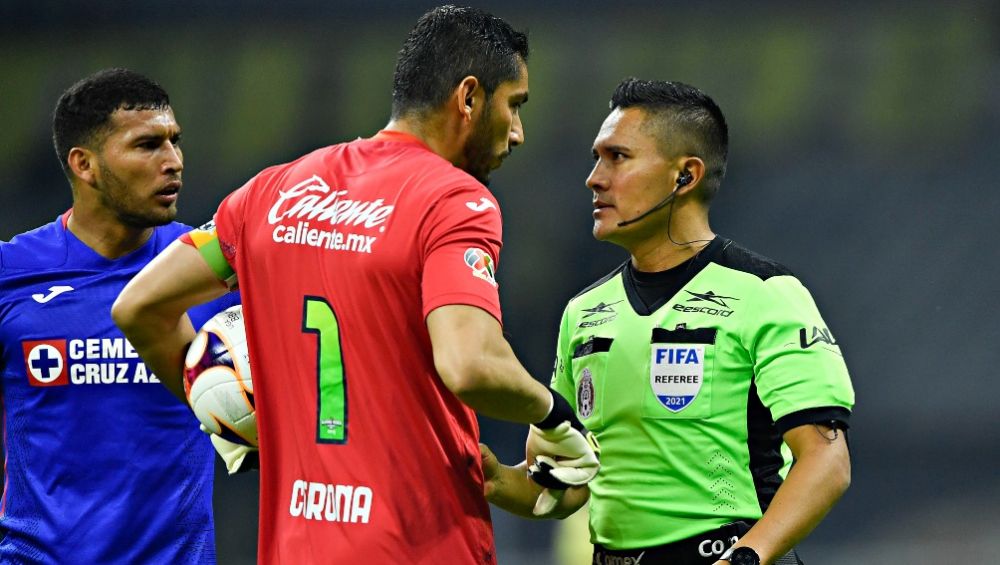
top-left (2, 1), bottom-right (998, 563)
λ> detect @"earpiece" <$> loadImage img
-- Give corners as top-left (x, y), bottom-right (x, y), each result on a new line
top-left (616, 169), bottom-right (695, 228)
top-left (676, 170), bottom-right (693, 188)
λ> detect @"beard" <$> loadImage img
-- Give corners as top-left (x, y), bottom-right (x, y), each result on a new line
top-left (97, 161), bottom-right (176, 229)
top-left (461, 105), bottom-right (500, 186)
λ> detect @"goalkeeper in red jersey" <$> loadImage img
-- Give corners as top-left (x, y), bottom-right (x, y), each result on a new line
top-left (114, 6), bottom-right (598, 564)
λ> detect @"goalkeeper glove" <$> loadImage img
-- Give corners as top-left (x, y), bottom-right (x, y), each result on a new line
top-left (200, 424), bottom-right (259, 475)
top-left (526, 388), bottom-right (600, 515)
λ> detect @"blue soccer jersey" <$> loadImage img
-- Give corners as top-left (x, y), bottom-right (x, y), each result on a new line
top-left (0, 212), bottom-right (236, 564)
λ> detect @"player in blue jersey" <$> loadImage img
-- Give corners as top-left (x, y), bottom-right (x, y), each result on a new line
top-left (0, 68), bottom-right (237, 563)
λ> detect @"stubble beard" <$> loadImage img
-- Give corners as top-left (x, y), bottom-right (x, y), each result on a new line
top-left (97, 160), bottom-right (176, 229)
top-left (462, 105), bottom-right (498, 186)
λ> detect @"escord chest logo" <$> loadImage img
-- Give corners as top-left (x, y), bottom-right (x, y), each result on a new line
top-left (579, 300), bottom-right (622, 328)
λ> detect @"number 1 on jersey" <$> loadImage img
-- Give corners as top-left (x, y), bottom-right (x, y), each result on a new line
top-left (302, 297), bottom-right (347, 443)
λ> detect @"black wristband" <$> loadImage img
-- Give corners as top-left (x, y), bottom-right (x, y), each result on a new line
top-left (726, 547), bottom-right (760, 565)
top-left (534, 388), bottom-right (582, 431)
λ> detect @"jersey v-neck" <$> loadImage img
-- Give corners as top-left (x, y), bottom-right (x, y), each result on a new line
top-left (60, 210), bottom-right (166, 271)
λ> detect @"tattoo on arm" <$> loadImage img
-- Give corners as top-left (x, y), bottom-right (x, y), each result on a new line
top-left (813, 422), bottom-right (840, 443)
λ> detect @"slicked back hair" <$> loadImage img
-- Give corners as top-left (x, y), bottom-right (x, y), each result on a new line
top-left (391, 5), bottom-right (528, 119)
top-left (52, 68), bottom-right (171, 179)
top-left (611, 78), bottom-right (729, 203)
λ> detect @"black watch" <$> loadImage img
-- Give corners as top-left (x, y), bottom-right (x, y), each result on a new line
top-left (725, 546), bottom-right (760, 565)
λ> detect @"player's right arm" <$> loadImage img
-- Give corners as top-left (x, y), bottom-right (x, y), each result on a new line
top-left (112, 237), bottom-right (228, 401)
top-left (427, 304), bottom-right (552, 423)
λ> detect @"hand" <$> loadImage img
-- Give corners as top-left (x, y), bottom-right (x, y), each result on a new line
top-left (526, 421), bottom-right (600, 515)
top-left (527, 421), bottom-right (600, 486)
top-left (201, 424), bottom-right (259, 474)
top-left (480, 443), bottom-right (501, 499)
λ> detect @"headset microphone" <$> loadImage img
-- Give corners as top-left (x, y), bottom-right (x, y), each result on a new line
top-left (616, 170), bottom-right (692, 227)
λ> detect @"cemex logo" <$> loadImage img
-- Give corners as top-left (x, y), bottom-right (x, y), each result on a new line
top-left (684, 290), bottom-right (738, 308)
top-left (22, 340), bottom-right (68, 387)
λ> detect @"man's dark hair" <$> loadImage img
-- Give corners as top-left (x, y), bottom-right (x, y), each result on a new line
top-left (611, 78), bottom-right (729, 203)
top-left (52, 68), bottom-right (171, 178)
top-left (391, 5), bottom-right (529, 118)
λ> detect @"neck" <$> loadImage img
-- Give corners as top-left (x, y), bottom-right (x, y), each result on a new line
top-left (385, 112), bottom-right (466, 167)
top-left (627, 214), bottom-right (714, 272)
top-left (67, 199), bottom-right (154, 260)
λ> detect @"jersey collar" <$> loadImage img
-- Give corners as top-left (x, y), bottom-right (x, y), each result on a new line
top-left (622, 236), bottom-right (725, 316)
top-left (371, 129), bottom-right (432, 151)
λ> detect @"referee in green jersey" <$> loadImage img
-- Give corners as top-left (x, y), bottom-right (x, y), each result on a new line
top-left (482, 78), bottom-right (853, 565)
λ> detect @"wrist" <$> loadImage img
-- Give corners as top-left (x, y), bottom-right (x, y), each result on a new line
top-left (533, 387), bottom-right (578, 430)
top-left (719, 546), bottom-right (760, 565)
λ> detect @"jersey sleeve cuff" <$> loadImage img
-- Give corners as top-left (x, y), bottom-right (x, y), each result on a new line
top-left (775, 406), bottom-right (851, 435)
top-left (423, 293), bottom-right (502, 326)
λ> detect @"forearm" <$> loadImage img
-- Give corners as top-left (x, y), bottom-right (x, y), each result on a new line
top-left (116, 307), bottom-right (194, 401)
top-left (427, 304), bottom-right (551, 424)
top-left (452, 343), bottom-right (552, 423)
top-left (112, 240), bottom-right (227, 401)
top-left (728, 426), bottom-right (851, 564)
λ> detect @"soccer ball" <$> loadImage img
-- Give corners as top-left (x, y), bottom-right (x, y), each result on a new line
top-left (183, 305), bottom-right (257, 447)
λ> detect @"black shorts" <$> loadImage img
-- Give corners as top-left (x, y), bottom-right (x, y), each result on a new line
top-left (592, 521), bottom-right (803, 565)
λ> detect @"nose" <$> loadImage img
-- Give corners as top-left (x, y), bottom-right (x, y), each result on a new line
top-left (586, 161), bottom-right (605, 192)
top-left (509, 113), bottom-right (524, 148)
top-left (163, 141), bottom-right (183, 175)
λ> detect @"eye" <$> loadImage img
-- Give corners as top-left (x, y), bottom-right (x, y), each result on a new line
top-left (171, 134), bottom-right (183, 146)
top-left (611, 151), bottom-right (626, 161)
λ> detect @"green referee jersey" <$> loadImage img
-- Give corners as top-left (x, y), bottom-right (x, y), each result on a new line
top-left (550, 237), bottom-right (854, 550)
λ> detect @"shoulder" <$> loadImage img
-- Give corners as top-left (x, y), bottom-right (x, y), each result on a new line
top-left (150, 222), bottom-right (195, 252)
top-left (0, 217), bottom-right (68, 273)
top-left (709, 238), bottom-right (794, 281)
top-left (568, 261), bottom-right (628, 305)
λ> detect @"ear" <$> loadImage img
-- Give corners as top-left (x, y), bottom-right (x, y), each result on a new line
top-left (453, 75), bottom-right (482, 123)
top-left (675, 156), bottom-right (706, 196)
top-left (67, 147), bottom-right (99, 187)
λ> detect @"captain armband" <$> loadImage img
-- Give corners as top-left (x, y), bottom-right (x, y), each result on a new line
top-left (179, 224), bottom-right (239, 290)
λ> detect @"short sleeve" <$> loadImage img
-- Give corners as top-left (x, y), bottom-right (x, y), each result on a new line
top-left (213, 179), bottom-right (253, 271)
top-left (746, 275), bottom-right (855, 428)
top-left (549, 305), bottom-right (576, 408)
top-left (420, 184), bottom-right (503, 323)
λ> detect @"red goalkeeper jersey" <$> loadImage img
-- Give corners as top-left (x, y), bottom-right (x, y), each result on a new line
top-left (213, 131), bottom-right (503, 564)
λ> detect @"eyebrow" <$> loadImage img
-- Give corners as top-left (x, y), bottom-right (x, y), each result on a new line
top-left (596, 144), bottom-right (630, 154)
top-left (133, 128), bottom-right (180, 142)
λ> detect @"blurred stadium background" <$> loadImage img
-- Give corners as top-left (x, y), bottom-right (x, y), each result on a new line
top-left (2, 1), bottom-right (998, 563)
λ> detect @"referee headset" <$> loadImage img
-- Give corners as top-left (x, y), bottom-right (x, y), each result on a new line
top-left (617, 168), bottom-right (711, 248)
top-left (616, 167), bottom-right (714, 248)
top-left (615, 169), bottom-right (691, 228)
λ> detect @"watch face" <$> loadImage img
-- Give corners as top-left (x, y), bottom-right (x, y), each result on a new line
top-left (730, 547), bottom-right (761, 565)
